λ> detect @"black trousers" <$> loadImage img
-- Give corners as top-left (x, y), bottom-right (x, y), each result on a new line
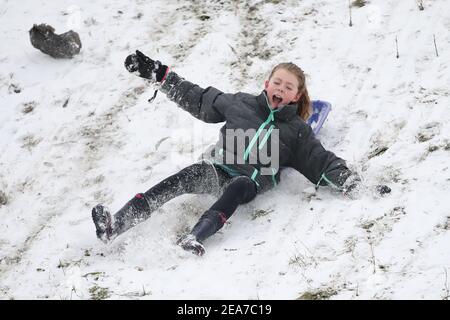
top-left (112, 161), bottom-right (257, 236)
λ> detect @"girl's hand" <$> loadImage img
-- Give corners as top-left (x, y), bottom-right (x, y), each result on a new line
top-left (124, 50), bottom-right (168, 83)
top-left (342, 173), bottom-right (391, 198)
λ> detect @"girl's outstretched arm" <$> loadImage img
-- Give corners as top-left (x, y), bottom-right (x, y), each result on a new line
top-left (160, 71), bottom-right (229, 123)
top-left (293, 122), bottom-right (353, 191)
top-left (293, 123), bottom-right (391, 196)
top-left (125, 50), bottom-right (231, 123)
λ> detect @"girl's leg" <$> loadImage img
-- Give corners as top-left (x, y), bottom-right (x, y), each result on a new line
top-left (92, 161), bottom-right (229, 242)
top-left (178, 175), bottom-right (257, 255)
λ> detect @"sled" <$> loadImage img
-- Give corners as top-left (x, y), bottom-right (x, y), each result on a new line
top-left (307, 100), bottom-right (332, 135)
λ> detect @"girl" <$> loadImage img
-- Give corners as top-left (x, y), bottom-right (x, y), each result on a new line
top-left (91, 50), bottom-right (390, 256)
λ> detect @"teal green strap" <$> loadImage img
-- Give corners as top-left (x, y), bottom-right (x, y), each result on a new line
top-left (258, 124), bottom-right (275, 150)
top-left (244, 122), bottom-right (267, 161)
top-left (271, 167), bottom-right (277, 186)
top-left (316, 173), bottom-right (325, 188)
top-left (251, 168), bottom-right (258, 180)
top-left (244, 110), bottom-right (278, 161)
top-left (251, 168), bottom-right (260, 187)
top-left (316, 173), bottom-right (342, 190)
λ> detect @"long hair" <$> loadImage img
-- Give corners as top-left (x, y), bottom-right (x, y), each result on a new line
top-left (268, 62), bottom-right (312, 121)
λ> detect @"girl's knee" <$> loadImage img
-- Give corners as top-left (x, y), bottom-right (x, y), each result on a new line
top-left (227, 176), bottom-right (257, 203)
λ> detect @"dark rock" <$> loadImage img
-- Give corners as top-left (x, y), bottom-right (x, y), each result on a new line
top-left (29, 23), bottom-right (82, 59)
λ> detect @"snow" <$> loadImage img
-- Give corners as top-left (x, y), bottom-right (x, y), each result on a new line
top-left (1, 0), bottom-right (450, 300)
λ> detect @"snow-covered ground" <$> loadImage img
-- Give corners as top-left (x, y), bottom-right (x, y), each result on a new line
top-left (1, 0), bottom-right (450, 300)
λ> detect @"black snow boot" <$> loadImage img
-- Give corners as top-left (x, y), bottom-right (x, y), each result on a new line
top-left (177, 234), bottom-right (205, 256)
top-left (92, 193), bottom-right (152, 243)
top-left (177, 209), bottom-right (228, 256)
top-left (110, 193), bottom-right (152, 236)
top-left (92, 204), bottom-right (114, 243)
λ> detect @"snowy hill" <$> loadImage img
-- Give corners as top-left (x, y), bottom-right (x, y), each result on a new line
top-left (1, 0), bottom-right (449, 299)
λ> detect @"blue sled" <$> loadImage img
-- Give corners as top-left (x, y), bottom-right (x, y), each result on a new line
top-left (307, 100), bottom-right (332, 135)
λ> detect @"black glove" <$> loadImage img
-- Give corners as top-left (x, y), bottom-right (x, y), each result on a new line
top-left (342, 173), bottom-right (362, 197)
top-left (124, 50), bottom-right (168, 82)
top-left (342, 173), bottom-right (391, 198)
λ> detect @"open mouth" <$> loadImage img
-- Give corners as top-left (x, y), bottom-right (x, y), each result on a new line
top-left (272, 94), bottom-right (283, 107)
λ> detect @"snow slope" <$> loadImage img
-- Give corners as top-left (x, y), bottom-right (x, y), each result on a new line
top-left (1, 0), bottom-right (449, 299)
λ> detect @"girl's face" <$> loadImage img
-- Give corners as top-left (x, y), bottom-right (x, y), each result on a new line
top-left (264, 68), bottom-right (302, 109)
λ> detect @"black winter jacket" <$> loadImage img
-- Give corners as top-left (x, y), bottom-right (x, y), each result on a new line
top-left (160, 71), bottom-right (352, 193)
